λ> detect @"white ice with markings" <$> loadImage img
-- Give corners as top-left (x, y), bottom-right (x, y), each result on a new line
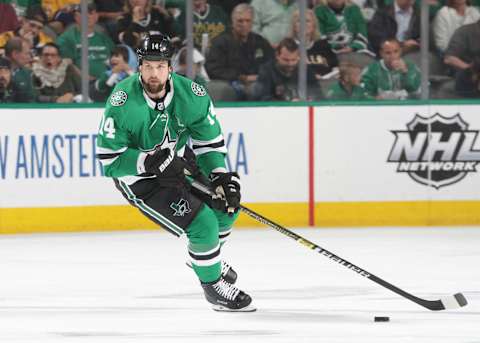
top-left (0, 226), bottom-right (479, 342)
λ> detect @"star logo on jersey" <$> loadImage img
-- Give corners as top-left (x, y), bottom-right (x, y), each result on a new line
top-left (110, 90), bottom-right (127, 106)
top-left (170, 198), bottom-right (192, 217)
top-left (158, 130), bottom-right (177, 151)
top-left (191, 82), bottom-right (206, 96)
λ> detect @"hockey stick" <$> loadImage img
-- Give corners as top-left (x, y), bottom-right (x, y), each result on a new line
top-left (189, 179), bottom-right (468, 311)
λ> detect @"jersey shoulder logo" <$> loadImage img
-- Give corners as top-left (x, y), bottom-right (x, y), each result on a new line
top-left (191, 82), bottom-right (206, 97)
top-left (110, 90), bottom-right (128, 106)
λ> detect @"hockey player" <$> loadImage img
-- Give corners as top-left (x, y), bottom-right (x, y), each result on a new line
top-left (96, 33), bottom-right (255, 312)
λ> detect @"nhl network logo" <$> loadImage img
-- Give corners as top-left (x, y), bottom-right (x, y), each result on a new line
top-left (387, 113), bottom-right (480, 189)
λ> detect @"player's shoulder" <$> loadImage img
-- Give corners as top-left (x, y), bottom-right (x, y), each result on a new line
top-left (172, 73), bottom-right (210, 104)
top-left (106, 73), bottom-right (141, 111)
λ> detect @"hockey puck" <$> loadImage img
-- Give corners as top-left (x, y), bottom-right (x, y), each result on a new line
top-left (374, 316), bottom-right (390, 322)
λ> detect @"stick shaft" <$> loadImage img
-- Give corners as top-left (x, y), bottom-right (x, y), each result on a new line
top-left (190, 179), bottom-right (465, 311)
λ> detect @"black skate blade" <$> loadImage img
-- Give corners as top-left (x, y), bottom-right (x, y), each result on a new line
top-left (212, 304), bottom-right (257, 312)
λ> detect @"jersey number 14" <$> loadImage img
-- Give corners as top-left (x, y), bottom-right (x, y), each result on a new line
top-left (99, 116), bottom-right (116, 139)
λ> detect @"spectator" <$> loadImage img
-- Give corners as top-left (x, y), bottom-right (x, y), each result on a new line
top-left (46, 2), bottom-right (81, 35)
top-left (326, 61), bottom-right (371, 99)
top-left (383, 0), bottom-right (480, 20)
top-left (0, 6), bottom-right (53, 57)
top-left (95, 0), bottom-right (125, 42)
top-left (0, 57), bottom-right (21, 103)
top-left (315, 0), bottom-right (372, 55)
top-left (32, 42), bottom-right (81, 103)
top-left (173, 46), bottom-right (209, 88)
top-left (288, 8), bottom-right (338, 79)
top-left (117, 0), bottom-right (173, 49)
top-left (205, 3), bottom-right (274, 100)
top-left (350, 0), bottom-right (378, 21)
top-left (444, 19), bottom-right (480, 97)
top-left (157, 0), bottom-right (185, 19)
top-left (368, 0), bottom-right (420, 56)
top-left (433, 0), bottom-right (480, 54)
top-left (42, 0), bottom-right (79, 23)
top-left (251, 0), bottom-right (297, 47)
top-left (4, 37), bottom-right (35, 102)
top-left (56, 3), bottom-right (115, 81)
top-left (174, 0), bottom-right (229, 54)
top-left (362, 38), bottom-right (420, 99)
top-left (0, 3), bottom-right (20, 35)
top-left (252, 37), bottom-right (322, 101)
top-left (94, 45), bottom-right (136, 100)
top-left (209, 0), bottom-right (250, 17)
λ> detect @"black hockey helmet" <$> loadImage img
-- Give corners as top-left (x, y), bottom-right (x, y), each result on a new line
top-left (136, 33), bottom-right (174, 65)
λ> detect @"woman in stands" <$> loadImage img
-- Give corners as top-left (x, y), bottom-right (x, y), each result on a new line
top-left (117, 0), bottom-right (174, 49)
top-left (288, 8), bottom-right (338, 79)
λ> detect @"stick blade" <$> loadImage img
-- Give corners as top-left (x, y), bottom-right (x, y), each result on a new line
top-left (439, 293), bottom-right (468, 310)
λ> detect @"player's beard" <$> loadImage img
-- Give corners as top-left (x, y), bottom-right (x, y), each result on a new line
top-left (142, 76), bottom-right (167, 95)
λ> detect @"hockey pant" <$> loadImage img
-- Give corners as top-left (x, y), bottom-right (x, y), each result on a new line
top-left (114, 177), bottom-right (239, 283)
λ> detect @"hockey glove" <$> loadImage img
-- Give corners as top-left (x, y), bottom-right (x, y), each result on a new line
top-left (209, 172), bottom-right (241, 215)
top-left (144, 148), bottom-right (186, 185)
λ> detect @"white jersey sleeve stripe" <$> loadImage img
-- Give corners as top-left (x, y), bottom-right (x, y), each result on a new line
top-left (99, 156), bottom-right (120, 166)
top-left (193, 146), bottom-right (227, 155)
top-left (190, 134), bottom-right (224, 146)
top-left (96, 146), bottom-right (128, 154)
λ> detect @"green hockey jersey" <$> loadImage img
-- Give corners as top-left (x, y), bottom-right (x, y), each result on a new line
top-left (96, 73), bottom-right (227, 185)
top-left (326, 81), bottom-right (371, 100)
top-left (314, 4), bottom-right (369, 53)
top-left (361, 59), bottom-right (421, 99)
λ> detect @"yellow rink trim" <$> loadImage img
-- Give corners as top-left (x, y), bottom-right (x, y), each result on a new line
top-left (0, 203), bottom-right (308, 234)
top-left (315, 200), bottom-right (480, 226)
top-left (1, 200), bottom-right (480, 234)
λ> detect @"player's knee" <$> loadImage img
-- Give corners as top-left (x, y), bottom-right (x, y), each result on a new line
top-left (186, 205), bottom-right (219, 246)
top-left (215, 209), bottom-right (239, 232)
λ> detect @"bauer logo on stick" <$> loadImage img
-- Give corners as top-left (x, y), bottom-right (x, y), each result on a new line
top-left (388, 113), bottom-right (480, 189)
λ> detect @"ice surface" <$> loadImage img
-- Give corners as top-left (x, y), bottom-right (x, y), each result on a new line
top-left (0, 227), bottom-right (479, 343)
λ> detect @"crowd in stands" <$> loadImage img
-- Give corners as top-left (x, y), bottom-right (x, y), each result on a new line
top-left (1, 0), bottom-right (480, 103)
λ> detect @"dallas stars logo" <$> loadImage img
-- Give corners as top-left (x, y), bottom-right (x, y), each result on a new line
top-left (191, 82), bottom-right (206, 96)
top-left (170, 198), bottom-right (192, 217)
top-left (110, 90), bottom-right (127, 106)
top-left (159, 130), bottom-right (176, 150)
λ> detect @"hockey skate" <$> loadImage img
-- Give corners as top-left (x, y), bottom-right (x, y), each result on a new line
top-left (201, 277), bottom-right (256, 312)
top-left (186, 260), bottom-right (238, 284)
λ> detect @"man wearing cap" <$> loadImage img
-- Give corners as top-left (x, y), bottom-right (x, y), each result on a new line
top-left (0, 57), bottom-right (23, 103)
top-left (96, 34), bottom-right (255, 312)
top-left (56, 3), bottom-right (115, 82)
top-left (0, 6), bottom-right (53, 57)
